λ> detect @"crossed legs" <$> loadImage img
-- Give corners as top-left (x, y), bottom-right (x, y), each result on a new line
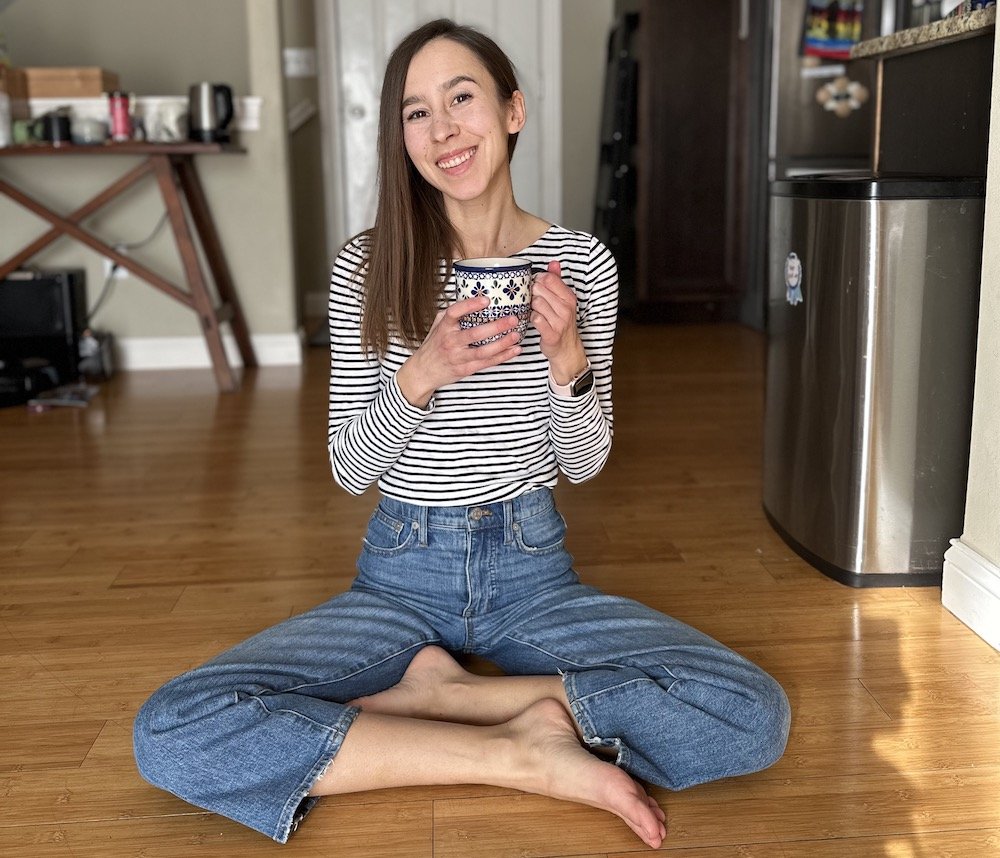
top-left (308, 646), bottom-right (667, 849)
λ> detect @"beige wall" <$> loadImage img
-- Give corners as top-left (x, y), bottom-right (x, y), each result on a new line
top-left (0, 0), bottom-right (250, 94)
top-left (961, 32), bottom-right (1000, 563)
top-left (561, 0), bottom-right (615, 232)
top-left (0, 0), bottom-right (297, 343)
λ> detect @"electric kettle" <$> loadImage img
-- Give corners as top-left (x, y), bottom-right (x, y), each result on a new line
top-left (187, 82), bottom-right (234, 143)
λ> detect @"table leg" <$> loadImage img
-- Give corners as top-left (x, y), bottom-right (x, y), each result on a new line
top-left (172, 156), bottom-right (257, 368)
top-left (151, 155), bottom-right (238, 393)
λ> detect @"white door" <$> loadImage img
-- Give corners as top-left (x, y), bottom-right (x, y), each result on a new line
top-left (315, 0), bottom-right (562, 255)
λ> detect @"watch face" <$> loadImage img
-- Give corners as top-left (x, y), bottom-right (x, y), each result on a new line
top-left (571, 368), bottom-right (595, 397)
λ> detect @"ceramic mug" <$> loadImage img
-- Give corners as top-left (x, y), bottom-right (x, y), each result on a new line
top-left (454, 256), bottom-right (539, 346)
top-left (146, 103), bottom-right (188, 142)
top-left (34, 112), bottom-right (72, 146)
top-left (71, 117), bottom-right (109, 145)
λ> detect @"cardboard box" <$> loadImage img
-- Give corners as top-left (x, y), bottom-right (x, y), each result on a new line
top-left (0, 66), bottom-right (30, 119)
top-left (22, 67), bottom-right (120, 99)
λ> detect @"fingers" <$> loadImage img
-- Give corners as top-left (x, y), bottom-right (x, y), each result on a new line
top-left (532, 272), bottom-right (576, 313)
top-left (451, 321), bottom-right (520, 354)
top-left (448, 295), bottom-right (523, 350)
top-left (447, 328), bottom-right (521, 381)
top-left (437, 307), bottom-right (522, 374)
top-left (531, 264), bottom-right (576, 337)
top-left (531, 280), bottom-right (576, 343)
top-left (448, 295), bottom-right (491, 319)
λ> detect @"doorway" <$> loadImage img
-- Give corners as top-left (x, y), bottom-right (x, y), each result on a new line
top-left (314, 0), bottom-right (563, 262)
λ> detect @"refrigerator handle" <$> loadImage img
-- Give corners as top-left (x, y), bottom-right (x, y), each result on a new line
top-left (739, 0), bottom-right (750, 40)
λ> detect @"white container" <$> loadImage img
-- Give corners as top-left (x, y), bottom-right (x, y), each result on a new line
top-left (0, 91), bottom-right (12, 147)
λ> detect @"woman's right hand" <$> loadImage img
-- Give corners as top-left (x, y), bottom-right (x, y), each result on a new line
top-left (396, 296), bottom-right (523, 409)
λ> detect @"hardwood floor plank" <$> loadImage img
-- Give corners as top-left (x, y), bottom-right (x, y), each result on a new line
top-left (647, 767), bottom-right (1000, 847)
top-left (606, 828), bottom-right (1000, 855)
top-left (859, 674), bottom-right (1000, 724)
top-left (433, 793), bottom-right (641, 858)
top-left (0, 801), bottom-right (434, 857)
top-left (1, 720), bottom-right (106, 773)
top-left (776, 723), bottom-right (1000, 781)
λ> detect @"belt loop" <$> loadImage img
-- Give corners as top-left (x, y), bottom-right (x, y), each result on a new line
top-left (503, 498), bottom-right (515, 545)
top-left (416, 504), bottom-right (428, 546)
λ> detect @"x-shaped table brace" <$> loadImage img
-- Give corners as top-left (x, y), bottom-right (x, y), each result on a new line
top-left (0, 146), bottom-right (256, 392)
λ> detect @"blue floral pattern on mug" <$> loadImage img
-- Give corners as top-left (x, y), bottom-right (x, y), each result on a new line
top-left (454, 257), bottom-right (535, 347)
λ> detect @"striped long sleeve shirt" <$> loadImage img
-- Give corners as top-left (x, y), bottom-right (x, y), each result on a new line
top-left (327, 225), bottom-right (617, 506)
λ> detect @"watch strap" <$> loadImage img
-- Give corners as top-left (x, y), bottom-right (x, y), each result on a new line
top-left (549, 361), bottom-right (593, 397)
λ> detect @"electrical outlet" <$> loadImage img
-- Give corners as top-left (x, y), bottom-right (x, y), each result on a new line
top-left (103, 256), bottom-right (129, 281)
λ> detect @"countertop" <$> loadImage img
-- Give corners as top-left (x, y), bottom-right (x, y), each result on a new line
top-left (852, 5), bottom-right (996, 58)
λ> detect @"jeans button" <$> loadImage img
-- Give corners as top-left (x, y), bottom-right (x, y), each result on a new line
top-left (470, 508), bottom-right (483, 521)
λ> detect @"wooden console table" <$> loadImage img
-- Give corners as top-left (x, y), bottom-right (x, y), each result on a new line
top-left (0, 142), bottom-right (257, 392)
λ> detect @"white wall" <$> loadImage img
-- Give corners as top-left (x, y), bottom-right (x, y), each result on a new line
top-left (560, 0), bottom-right (615, 231)
top-left (962, 39), bottom-right (1000, 564)
top-left (942, 30), bottom-right (1000, 651)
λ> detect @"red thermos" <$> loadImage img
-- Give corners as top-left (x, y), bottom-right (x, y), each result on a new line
top-left (108, 90), bottom-right (132, 142)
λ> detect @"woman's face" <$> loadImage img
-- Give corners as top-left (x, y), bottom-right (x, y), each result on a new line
top-left (400, 37), bottom-right (524, 206)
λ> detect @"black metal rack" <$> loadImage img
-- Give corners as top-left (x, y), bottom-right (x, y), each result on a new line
top-left (593, 12), bottom-right (639, 311)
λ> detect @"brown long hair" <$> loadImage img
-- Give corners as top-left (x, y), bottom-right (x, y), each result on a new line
top-left (359, 19), bottom-right (521, 357)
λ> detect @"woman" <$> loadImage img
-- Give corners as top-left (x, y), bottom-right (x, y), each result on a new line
top-left (134, 19), bottom-right (790, 850)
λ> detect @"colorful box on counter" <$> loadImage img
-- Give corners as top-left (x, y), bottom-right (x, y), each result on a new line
top-left (21, 67), bottom-right (120, 99)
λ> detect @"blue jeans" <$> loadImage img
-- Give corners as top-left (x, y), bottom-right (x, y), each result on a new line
top-left (134, 488), bottom-right (790, 843)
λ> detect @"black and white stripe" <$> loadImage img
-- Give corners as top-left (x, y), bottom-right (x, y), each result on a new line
top-left (327, 225), bottom-right (617, 506)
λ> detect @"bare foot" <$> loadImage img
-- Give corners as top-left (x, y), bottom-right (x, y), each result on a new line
top-left (348, 646), bottom-right (470, 721)
top-left (503, 698), bottom-right (667, 849)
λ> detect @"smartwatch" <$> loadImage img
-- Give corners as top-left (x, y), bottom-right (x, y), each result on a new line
top-left (549, 361), bottom-right (594, 398)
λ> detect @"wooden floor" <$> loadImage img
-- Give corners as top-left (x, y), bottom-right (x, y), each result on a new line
top-left (2, 322), bottom-right (999, 857)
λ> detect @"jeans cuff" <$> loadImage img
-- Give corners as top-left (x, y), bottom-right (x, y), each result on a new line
top-left (561, 670), bottom-right (628, 768)
top-left (275, 704), bottom-right (361, 843)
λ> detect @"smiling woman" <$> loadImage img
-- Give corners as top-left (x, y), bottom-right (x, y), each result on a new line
top-left (362, 20), bottom-right (533, 358)
top-left (401, 45), bottom-right (525, 202)
top-left (131, 17), bottom-right (790, 852)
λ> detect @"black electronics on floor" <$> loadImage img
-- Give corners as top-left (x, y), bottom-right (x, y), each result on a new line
top-left (0, 269), bottom-right (88, 406)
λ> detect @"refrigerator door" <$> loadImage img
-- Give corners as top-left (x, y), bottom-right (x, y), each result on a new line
top-left (763, 177), bottom-right (984, 585)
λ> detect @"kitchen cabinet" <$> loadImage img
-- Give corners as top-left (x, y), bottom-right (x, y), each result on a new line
top-left (633, 0), bottom-right (760, 319)
top-left (851, 7), bottom-right (995, 177)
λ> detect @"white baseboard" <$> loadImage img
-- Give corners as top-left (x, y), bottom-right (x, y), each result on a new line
top-left (942, 539), bottom-right (1000, 652)
top-left (116, 333), bottom-right (302, 370)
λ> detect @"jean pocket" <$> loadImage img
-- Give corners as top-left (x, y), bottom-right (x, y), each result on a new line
top-left (362, 508), bottom-right (417, 557)
top-left (512, 509), bottom-right (567, 555)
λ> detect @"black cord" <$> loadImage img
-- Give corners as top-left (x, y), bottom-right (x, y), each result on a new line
top-left (86, 263), bottom-right (118, 325)
top-left (118, 211), bottom-right (170, 251)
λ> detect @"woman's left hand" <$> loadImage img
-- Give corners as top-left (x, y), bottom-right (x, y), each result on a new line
top-left (531, 261), bottom-right (589, 384)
